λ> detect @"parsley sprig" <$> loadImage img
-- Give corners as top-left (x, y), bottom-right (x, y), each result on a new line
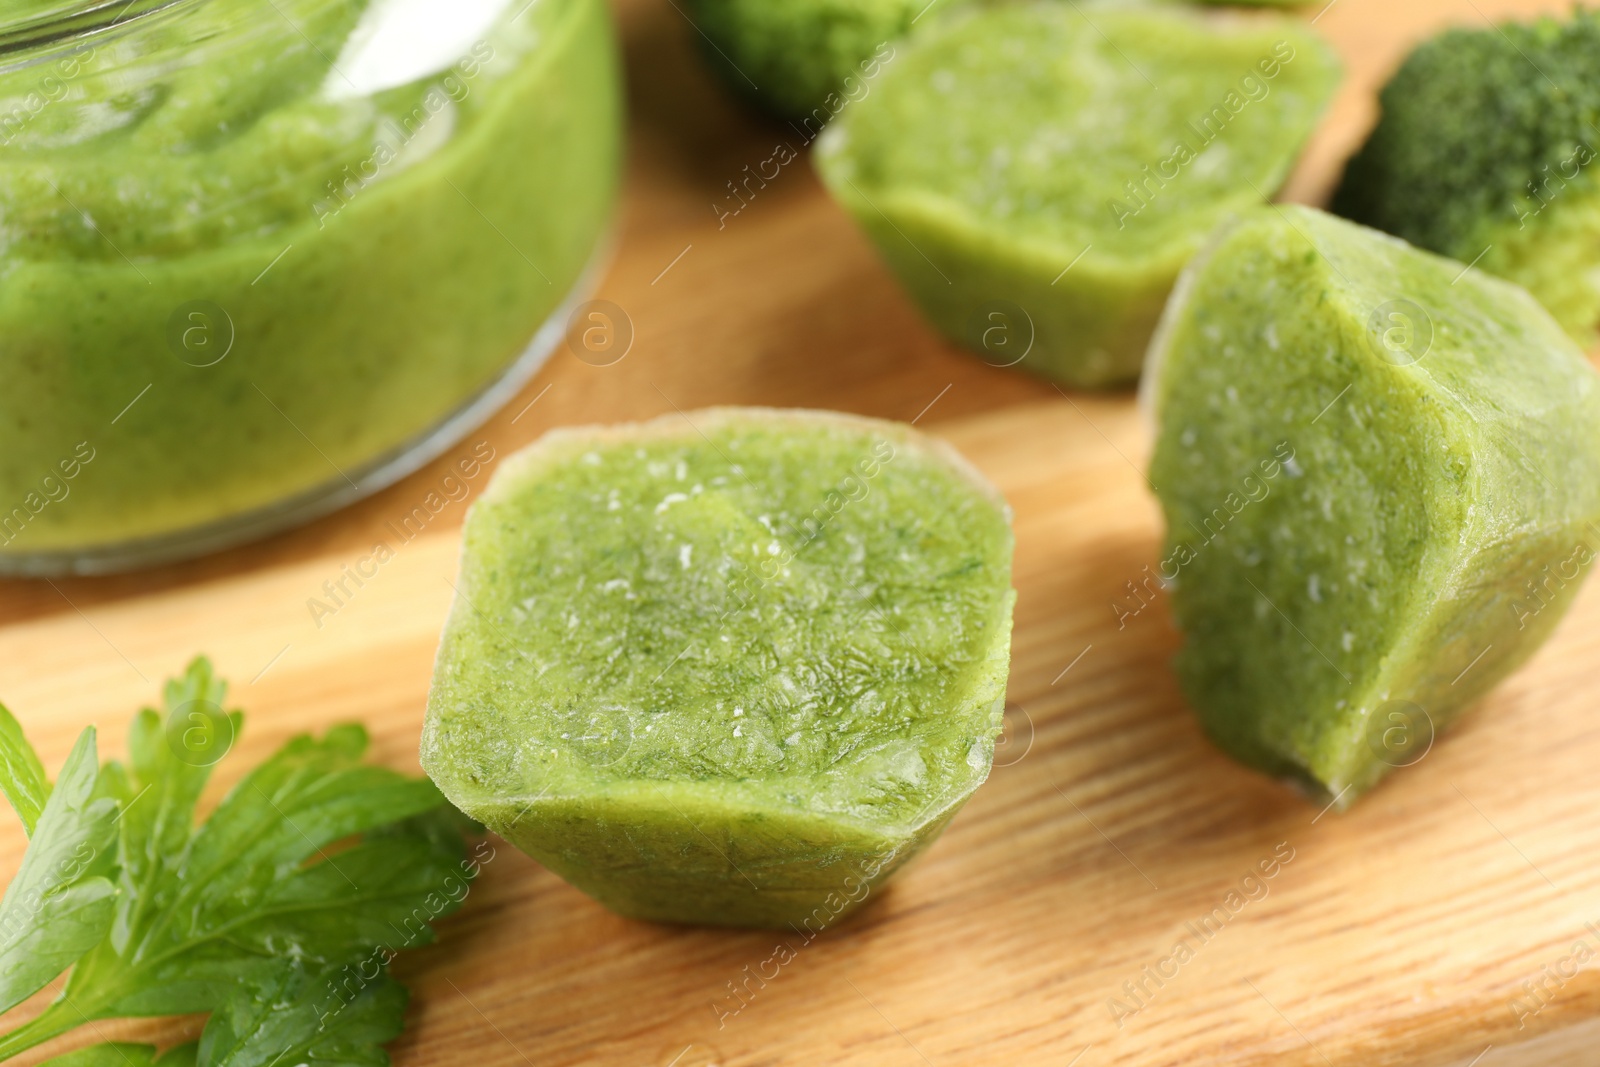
top-left (0, 657), bottom-right (474, 1067)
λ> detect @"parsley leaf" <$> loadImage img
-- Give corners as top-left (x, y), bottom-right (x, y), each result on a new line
top-left (0, 725), bottom-right (118, 1015)
top-left (38, 1042), bottom-right (195, 1067)
top-left (197, 959), bottom-right (407, 1067)
top-left (0, 657), bottom-right (474, 1067)
top-left (40, 956), bottom-right (406, 1067)
top-left (0, 704), bottom-right (50, 836)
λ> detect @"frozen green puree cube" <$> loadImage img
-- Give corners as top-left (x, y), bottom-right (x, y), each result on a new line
top-left (815, 3), bottom-right (1340, 388)
top-left (1146, 206), bottom-right (1600, 803)
top-left (683, 0), bottom-right (917, 120)
top-left (683, 0), bottom-right (1307, 122)
top-left (421, 409), bottom-right (1015, 927)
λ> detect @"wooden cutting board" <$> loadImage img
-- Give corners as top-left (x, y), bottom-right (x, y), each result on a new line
top-left (2, 0), bottom-right (1596, 1064)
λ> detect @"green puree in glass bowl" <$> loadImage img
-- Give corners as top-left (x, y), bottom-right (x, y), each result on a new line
top-left (815, 2), bottom-right (1339, 388)
top-left (422, 409), bottom-right (1016, 928)
top-left (0, 0), bottom-right (619, 568)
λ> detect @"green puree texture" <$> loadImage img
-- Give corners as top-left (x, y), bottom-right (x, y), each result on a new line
top-left (815, 2), bottom-right (1339, 388)
top-left (683, 0), bottom-right (1309, 122)
top-left (0, 0), bottom-right (618, 553)
top-left (684, 0), bottom-right (918, 120)
top-left (422, 409), bottom-right (1015, 928)
top-left (1147, 206), bottom-right (1600, 803)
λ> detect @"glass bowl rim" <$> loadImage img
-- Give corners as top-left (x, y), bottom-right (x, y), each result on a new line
top-left (0, 0), bottom-right (203, 61)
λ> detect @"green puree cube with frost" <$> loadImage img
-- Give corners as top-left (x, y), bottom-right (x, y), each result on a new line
top-left (1333, 12), bottom-right (1600, 346)
top-left (421, 408), bottom-right (1015, 928)
top-left (683, 0), bottom-right (1308, 122)
top-left (683, 0), bottom-right (917, 120)
top-left (1146, 206), bottom-right (1600, 803)
top-left (815, 3), bottom-right (1340, 388)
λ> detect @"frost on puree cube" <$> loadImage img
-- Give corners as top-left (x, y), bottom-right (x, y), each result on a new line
top-left (1144, 206), bottom-right (1600, 803)
top-left (683, 0), bottom-right (915, 120)
top-left (814, 2), bottom-right (1340, 388)
top-left (421, 408), bottom-right (1015, 927)
top-left (680, 0), bottom-right (1308, 122)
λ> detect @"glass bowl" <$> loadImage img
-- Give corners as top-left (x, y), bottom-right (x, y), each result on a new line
top-left (0, 0), bottom-right (622, 574)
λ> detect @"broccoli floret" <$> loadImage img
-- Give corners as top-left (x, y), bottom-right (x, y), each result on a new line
top-left (1332, 11), bottom-right (1600, 344)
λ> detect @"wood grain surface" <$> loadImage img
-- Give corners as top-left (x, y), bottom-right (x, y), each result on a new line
top-left (1, 0), bottom-right (1596, 1064)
